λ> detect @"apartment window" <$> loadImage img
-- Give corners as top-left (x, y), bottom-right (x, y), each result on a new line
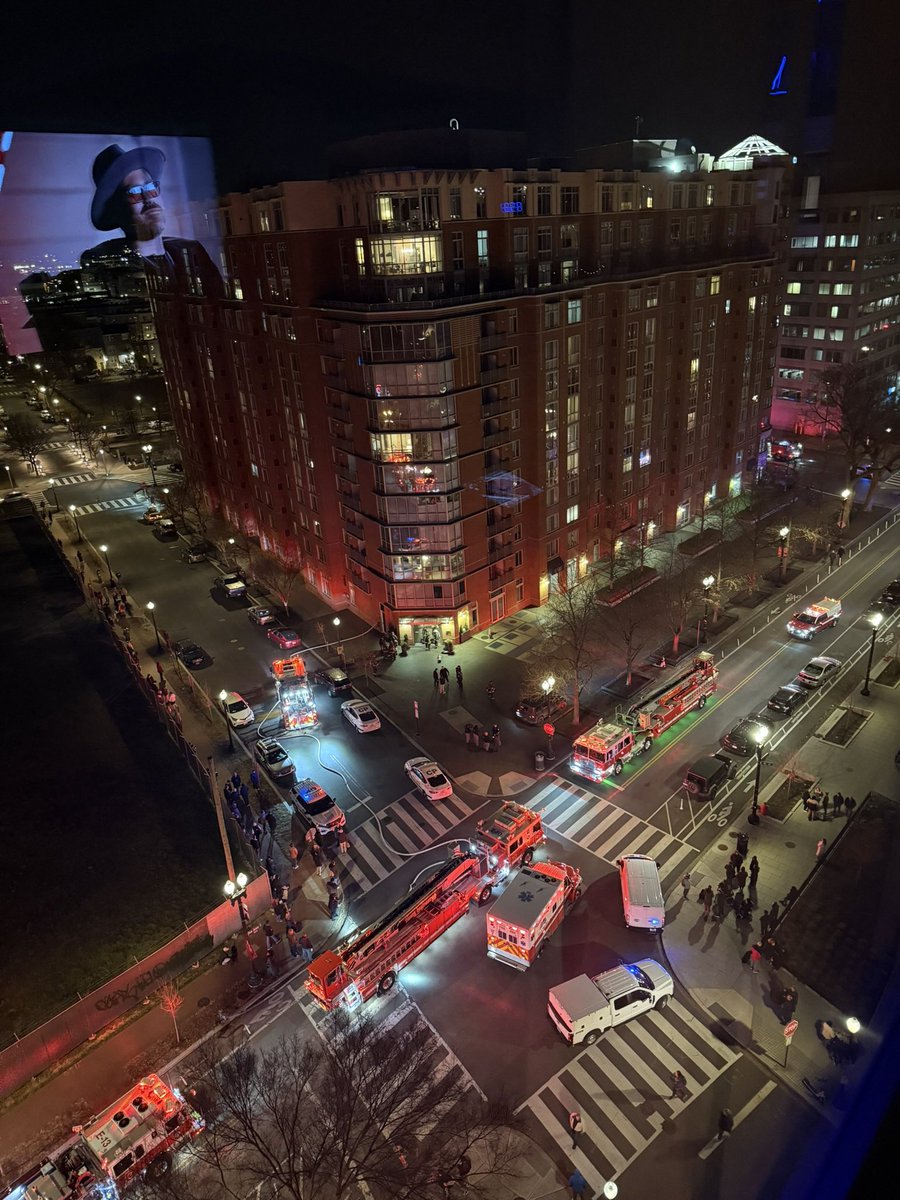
top-left (833, 283), bottom-right (853, 296)
top-left (671, 184), bottom-right (684, 209)
top-left (546, 512), bottom-right (560, 533)
top-left (601, 184), bottom-right (613, 213)
top-left (646, 285), bottom-right (658, 308)
top-left (710, 274), bottom-right (721, 295)
top-left (694, 276), bottom-right (707, 298)
top-left (787, 282), bottom-right (802, 295)
top-left (825, 234), bottom-right (837, 248)
top-left (537, 185), bottom-right (552, 215)
top-left (641, 184), bottom-right (654, 210)
top-left (567, 298), bottom-right (582, 324)
top-left (475, 188), bottom-right (487, 220)
top-left (513, 228), bottom-right (529, 258)
top-left (272, 201), bottom-right (284, 231)
top-left (451, 232), bottom-right (464, 271)
top-left (544, 303), bottom-right (560, 329)
top-left (818, 283), bottom-right (832, 295)
top-left (449, 187), bottom-right (462, 219)
top-left (560, 223), bottom-right (579, 251)
top-left (669, 219), bottom-right (681, 244)
top-left (639, 219), bottom-right (652, 247)
top-left (567, 334), bottom-right (581, 364)
top-left (477, 230), bottom-right (489, 267)
top-left (839, 234), bottom-right (859, 247)
top-left (791, 235), bottom-right (819, 249)
top-left (537, 226), bottom-right (552, 259)
top-left (566, 504), bottom-right (579, 524)
top-left (561, 186), bottom-right (580, 215)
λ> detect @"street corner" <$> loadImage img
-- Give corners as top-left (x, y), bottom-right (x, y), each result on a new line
top-left (499, 770), bottom-right (536, 795)
top-left (455, 770), bottom-right (493, 795)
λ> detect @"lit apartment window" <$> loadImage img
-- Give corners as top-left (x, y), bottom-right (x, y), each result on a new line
top-left (567, 298), bottom-right (582, 324)
top-left (710, 274), bottom-right (721, 295)
top-left (566, 504), bottom-right (579, 524)
top-left (791, 235), bottom-right (819, 249)
top-left (477, 230), bottom-right (489, 267)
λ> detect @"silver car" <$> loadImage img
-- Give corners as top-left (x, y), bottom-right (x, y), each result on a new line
top-left (796, 656), bottom-right (841, 688)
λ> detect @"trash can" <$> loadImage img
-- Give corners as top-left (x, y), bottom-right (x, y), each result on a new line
top-left (535, 750), bottom-right (545, 771)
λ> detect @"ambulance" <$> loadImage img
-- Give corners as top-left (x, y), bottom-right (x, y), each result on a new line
top-left (485, 860), bottom-right (581, 970)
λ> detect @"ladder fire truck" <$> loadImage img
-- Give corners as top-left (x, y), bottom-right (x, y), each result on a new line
top-left (571, 653), bottom-right (717, 783)
top-left (305, 850), bottom-right (492, 1012)
top-left (272, 655), bottom-right (318, 731)
top-left (3, 1074), bottom-right (204, 1200)
top-left (472, 801), bottom-right (545, 882)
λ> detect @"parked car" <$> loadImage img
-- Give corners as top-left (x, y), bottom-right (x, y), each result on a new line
top-left (341, 699), bottom-right (381, 733)
top-left (183, 542), bottom-right (213, 563)
top-left (720, 715), bottom-right (772, 757)
top-left (866, 598), bottom-right (894, 623)
top-left (154, 519), bottom-right (178, 540)
top-left (221, 691), bottom-right (255, 728)
top-left (880, 579), bottom-right (900, 606)
top-left (404, 757), bottom-right (453, 801)
top-left (515, 691), bottom-right (567, 725)
top-left (174, 639), bottom-right (208, 668)
top-left (313, 666), bottom-right (352, 696)
top-left (292, 778), bottom-right (347, 833)
top-left (248, 606), bottom-right (277, 625)
top-left (167, 461), bottom-right (184, 472)
top-left (267, 627), bottom-right (303, 650)
top-left (767, 683), bottom-right (807, 716)
top-left (255, 737), bottom-right (295, 782)
top-left (218, 573), bottom-right (246, 598)
top-left (796, 656), bottom-right (841, 688)
top-left (142, 506), bottom-right (163, 524)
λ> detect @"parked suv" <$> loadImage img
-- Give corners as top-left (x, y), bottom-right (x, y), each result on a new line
top-left (218, 573), bottom-right (246, 599)
top-left (313, 666), bottom-right (352, 696)
top-left (515, 692), bottom-right (566, 725)
top-left (683, 754), bottom-right (734, 802)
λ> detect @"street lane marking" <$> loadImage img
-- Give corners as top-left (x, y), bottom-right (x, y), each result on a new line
top-left (697, 1080), bottom-right (776, 1158)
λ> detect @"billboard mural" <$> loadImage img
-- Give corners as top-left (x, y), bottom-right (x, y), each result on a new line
top-left (0, 131), bottom-right (221, 364)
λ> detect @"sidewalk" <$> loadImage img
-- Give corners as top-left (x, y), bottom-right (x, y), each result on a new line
top-left (661, 655), bottom-right (900, 1114)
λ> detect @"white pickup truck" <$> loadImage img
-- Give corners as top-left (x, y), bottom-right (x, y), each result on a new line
top-left (548, 959), bottom-right (674, 1045)
top-left (218, 572), bottom-right (247, 598)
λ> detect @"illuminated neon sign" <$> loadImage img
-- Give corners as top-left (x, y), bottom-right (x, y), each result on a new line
top-left (500, 201), bottom-right (523, 214)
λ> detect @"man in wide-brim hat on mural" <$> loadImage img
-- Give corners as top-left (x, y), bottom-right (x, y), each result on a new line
top-left (82, 142), bottom-right (221, 293)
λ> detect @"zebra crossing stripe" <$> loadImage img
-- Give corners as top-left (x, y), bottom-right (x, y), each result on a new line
top-left (403, 792), bottom-right (448, 838)
top-left (381, 814), bottom-right (421, 856)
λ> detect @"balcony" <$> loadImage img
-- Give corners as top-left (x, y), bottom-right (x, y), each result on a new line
top-left (341, 507), bottom-right (364, 533)
top-left (488, 538), bottom-right (514, 563)
top-left (344, 543), bottom-right (367, 566)
top-left (480, 364), bottom-right (516, 385)
top-left (347, 572), bottom-right (371, 594)
top-left (339, 488), bottom-right (362, 514)
top-left (479, 332), bottom-right (508, 351)
top-left (482, 397), bottom-right (512, 418)
top-left (484, 427), bottom-right (511, 450)
top-left (333, 433), bottom-right (353, 453)
top-left (486, 511), bottom-right (514, 535)
top-left (489, 564), bottom-right (515, 584)
top-left (485, 450), bottom-right (511, 471)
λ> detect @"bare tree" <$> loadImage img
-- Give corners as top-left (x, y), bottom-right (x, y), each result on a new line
top-left (68, 413), bottom-right (101, 462)
top-left (158, 981), bottom-right (184, 1044)
top-left (533, 575), bottom-right (606, 724)
top-left (160, 475), bottom-right (214, 538)
top-left (803, 359), bottom-right (900, 506)
top-left (250, 547), bottom-right (304, 618)
top-left (657, 546), bottom-right (701, 657)
top-left (3, 413), bottom-right (49, 474)
top-left (598, 596), bottom-right (651, 688)
top-left (133, 1012), bottom-right (522, 1200)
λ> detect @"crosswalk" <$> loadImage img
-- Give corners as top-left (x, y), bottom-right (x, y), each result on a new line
top-left (528, 776), bottom-right (695, 892)
top-left (43, 471), bottom-right (96, 487)
top-left (517, 996), bottom-right (738, 1190)
top-left (336, 789), bottom-right (483, 900)
top-left (69, 494), bottom-right (147, 516)
top-left (880, 468), bottom-right (900, 492)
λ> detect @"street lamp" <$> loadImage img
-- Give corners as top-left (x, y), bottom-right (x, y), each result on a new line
top-left (99, 543), bottom-right (113, 585)
top-left (860, 610), bottom-right (883, 696)
top-left (146, 600), bottom-right (161, 655)
top-left (701, 575), bottom-right (715, 643)
top-left (3, 463), bottom-right (14, 490)
top-left (219, 688), bottom-right (235, 751)
top-left (68, 503), bottom-right (82, 542)
top-left (541, 674), bottom-right (556, 720)
top-left (777, 526), bottom-right (790, 584)
top-left (48, 478), bottom-right (59, 511)
top-left (98, 449), bottom-right (109, 477)
top-left (748, 721), bottom-right (770, 825)
top-left (838, 487), bottom-right (852, 529)
top-left (142, 443), bottom-right (157, 487)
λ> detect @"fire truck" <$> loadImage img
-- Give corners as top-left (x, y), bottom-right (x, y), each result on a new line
top-left (305, 850), bottom-right (492, 1011)
top-left (3, 1074), bottom-right (204, 1200)
top-left (472, 801), bottom-right (545, 883)
top-left (272, 655), bottom-right (318, 731)
top-left (571, 653), bottom-right (717, 782)
top-left (486, 860), bottom-right (581, 970)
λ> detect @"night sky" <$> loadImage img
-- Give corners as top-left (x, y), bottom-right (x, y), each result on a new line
top-left (3, 2), bottom-right (820, 192)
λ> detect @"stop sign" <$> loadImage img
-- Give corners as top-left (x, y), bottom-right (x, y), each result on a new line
top-left (543, 722), bottom-right (555, 737)
top-left (783, 1019), bottom-right (799, 1040)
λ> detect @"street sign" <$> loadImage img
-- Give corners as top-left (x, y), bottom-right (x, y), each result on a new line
top-left (543, 722), bottom-right (555, 737)
top-left (414, 701), bottom-right (419, 718)
top-left (783, 1019), bottom-right (798, 1040)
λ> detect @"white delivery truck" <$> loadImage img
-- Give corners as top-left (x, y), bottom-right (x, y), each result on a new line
top-left (618, 854), bottom-right (665, 930)
top-left (548, 959), bottom-right (674, 1045)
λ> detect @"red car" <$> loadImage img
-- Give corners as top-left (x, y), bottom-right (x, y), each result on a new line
top-left (267, 627), bottom-right (302, 650)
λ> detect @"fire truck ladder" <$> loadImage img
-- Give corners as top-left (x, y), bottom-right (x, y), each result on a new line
top-left (622, 655), bottom-right (713, 730)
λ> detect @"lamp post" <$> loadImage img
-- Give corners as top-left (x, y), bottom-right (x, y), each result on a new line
top-left (860, 611), bottom-right (883, 696)
top-left (3, 463), bottom-right (15, 490)
top-left (777, 525), bottom-right (790, 584)
top-left (541, 674), bottom-right (556, 721)
top-left (142, 443), bottom-right (157, 487)
top-left (98, 449), bottom-right (109, 477)
top-left (219, 688), bottom-right (234, 751)
top-left (146, 600), bottom-right (161, 655)
top-left (223, 872), bottom-right (250, 928)
top-left (48, 478), bottom-right (59, 511)
top-left (68, 503), bottom-right (82, 542)
top-left (99, 543), bottom-right (113, 585)
top-left (838, 487), bottom-right (852, 530)
top-left (748, 722), bottom-right (770, 825)
top-left (701, 575), bottom-right (714, 643)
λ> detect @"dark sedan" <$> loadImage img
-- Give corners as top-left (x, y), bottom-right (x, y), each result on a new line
top-left (174, 640), bottom-right (209, 668)
top-left (767, 683), bottom-right (807, 716)
top-left (720, 715), bottom-right (771, 756)
top-left (881, 579), bottom-right (900, 606)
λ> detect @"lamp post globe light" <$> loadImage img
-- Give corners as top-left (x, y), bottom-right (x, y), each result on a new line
top-left (219, 688), bottom-right (235, 751)
top-left (749, 722), bottom-right (770, 825)
top-left (99, 543), bottom-right (113, 585)
top-left (778, 526), bottom-right (790, 584)
top-left (701, 575), bottom-right (715, 643)
top-left (861, 610), bottom-right (884, 696)
top-left (838, 487), bottom-right (852, 529)
top-left (146, 600), bottom-right (161, 655)
top-left (48, 478), bottom-right (59, 511)
top-left (142, 443), bottom-right (157, 487)
top-left (68, 503), bottom-right (82, 542)
top-left (541, 674), bottom-right (556, 719)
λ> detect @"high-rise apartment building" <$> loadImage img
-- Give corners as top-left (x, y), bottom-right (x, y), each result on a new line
top-left (152, 132), bottom-right (788, 642)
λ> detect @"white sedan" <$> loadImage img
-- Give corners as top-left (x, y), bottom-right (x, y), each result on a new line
top-left (341, 699), bottom-right (382, 733)
top-left (796, 656), bottom-right (841, 688)
top-left (222, 691), bottom-right (255, 727)
top-left (405, 757), bottom-right (453, 801)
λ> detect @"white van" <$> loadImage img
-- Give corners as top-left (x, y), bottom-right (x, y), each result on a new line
top-left (618, 854), bottom-right (665, 931)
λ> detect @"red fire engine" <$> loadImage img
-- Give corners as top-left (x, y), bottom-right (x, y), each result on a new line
top-left (305, 851), bottom-right (490, 1012)
top-left (473, 801), bottom-right (545, 883)
top-left (571, 653), bottom-right (717, 782)
top-left (3, 1074), bottom-right (204, 1200)
top-left (272, 655), bottom-right (318, 731)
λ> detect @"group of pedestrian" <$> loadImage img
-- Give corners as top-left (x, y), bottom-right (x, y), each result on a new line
top-left (433, 664), bottom-right (451, 695)
top-left (803, 786), bottom-right (857, 821)
top-left (701, 833), bottom-right (756, 926)
top-left (464, 723), bottom-right (501, 751)
top-left (827, 543), bottom-right (846, 569)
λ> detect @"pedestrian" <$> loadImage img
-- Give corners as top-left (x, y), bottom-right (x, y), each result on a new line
top-left (717, 1108), bottom-right (734, 1141)
top-left (702, 888), bottom-right (712, 921)
top-left (769, 899), bottom-right (780, 928)
top-left (737, 866), bottom-right (747, 891)
top-left (749, 856), bottom-right (759, 887)
top-left (816, 837), bottom-right (827, 861)
top-left (265, 948), bottom-right (279, 978)
top-left (439, 665), bottom-right (450, 686)
top-left (338, 828), bottom-right (350, 855)
top-left (821, 792), bottom-right (830, 820)
top-left (231, 771), bottom-right (241, 791)
top-left (224, 780), bottom-right (235, 804)
top-left (328, 891), bottom-right (340, 920)
top-left (491, 723), bottom-right (501, 750)
top-left (299, 931), bottom-right (314, 964)
top-left (305, 825), bottom-right (318, 849)
top-left (828, 546), bottom-right (837, 568)
top-left (837, 545), bottom-right (845, 562)
top-left (833, 792), bottom-right (843, 816)
top-left (712, 889), bottom-right (726, 922)
top-left (669, 1069), bottom-right (688, 1099)
top-left (730, 850), bottom-right (743, 871)
top-left (326, 869), bottom-right (341, 895)
top-left (807, 794), bottom-right (819, 821)
top-left (250, 767), bottom-right (260, 790)
top-left (464, 723), bottom-right (472, 746)
top-left (740, 897), bottom-right (753, 922)
top-left (725, 860), bottom-right (735, 884)
top-left (482, 727), bottom-right (491, 752)
top-left (749, 943), bottom-right (762, 973)
top-left (240, 782), bottom-right (250, 807)
top-left (681, 872), bottom-right (691, 899)
top-left (273, 896), bottom-right (288, 922)
top-left (265, 809), bottom-right (277, 835)
top-left (287, 926), bottom-right (300, 957)
top-left (433, 668), bottom-right (439, 690)
top-left (759, 908), bottom-right (771, 940)
top-left (568, 1110), bottom-right (583, 1150)
top-left (568, 1168), bottom-right (589, 1199)
top-left (456, 664), bottom-right (463, 689)
top-left (736, 831), bottom-right (749, 858)
top-left (470, 725), bottom-right (480, 750)
top-left (846, 794), bottom-right (857, 819)
top-left (156, 658), bottom-right (165, 680)
top-left (439, 677), bottom-right (446, 696)
top-left (289, 843), bottom-right (300, 870)
top-left (782, 884), bottom-right (800, 909)
top-left (310, 842), bottom-right (323, 870)
top-left (486, 681), bottom-right (496, 702)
